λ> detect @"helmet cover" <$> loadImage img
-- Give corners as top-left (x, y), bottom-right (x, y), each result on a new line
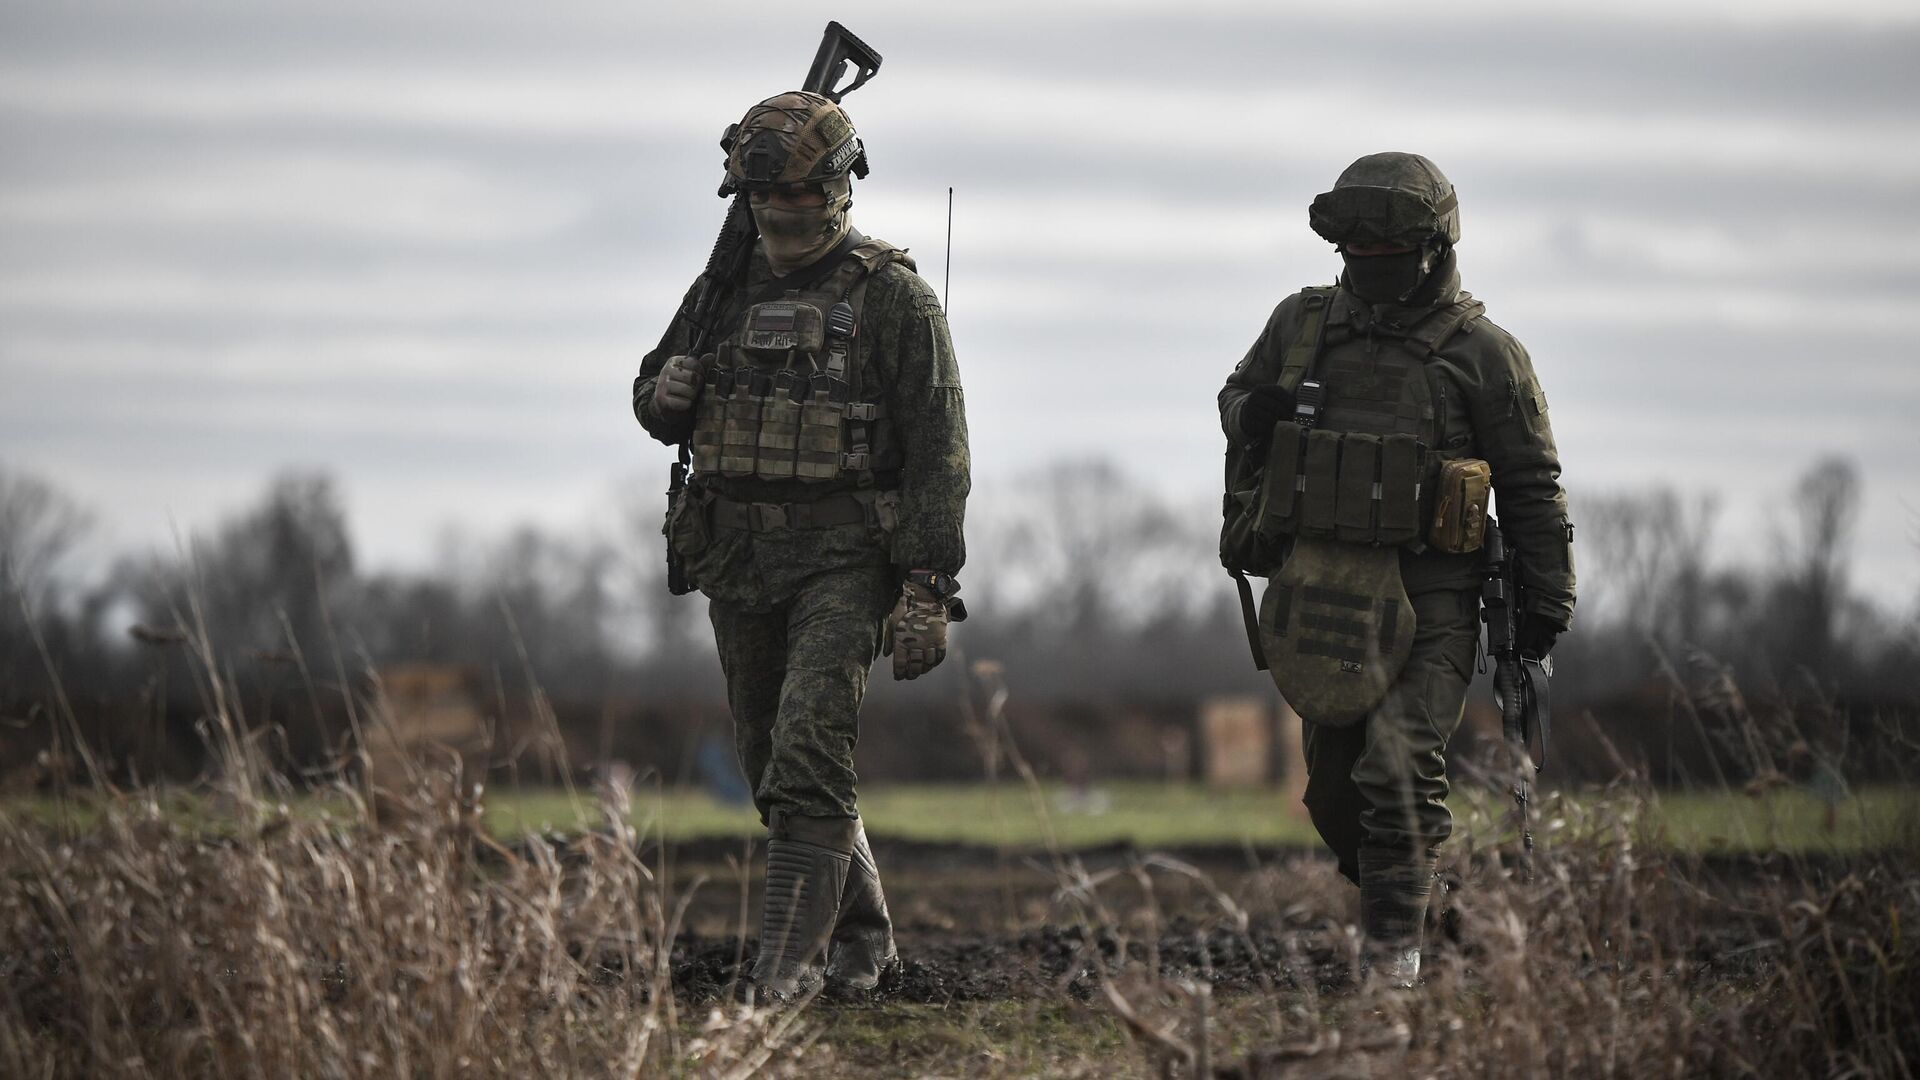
top-left (1309, 152), bottom-right (1460, 248)
top-left (723, 91), bottom-right (868, 193)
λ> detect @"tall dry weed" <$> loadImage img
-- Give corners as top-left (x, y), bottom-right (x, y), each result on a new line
top-left (1, 606), bottom-right (802, 1079)
top-left (1065, 669), bottom-right (1920, 1080)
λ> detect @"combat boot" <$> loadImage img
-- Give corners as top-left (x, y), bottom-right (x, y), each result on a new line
top-left (826, 817), bottom-right (896, 991)
top-left (751, 813), bottom-right (855, 1002)
top-left (1358, 846), bottom-right (1437, 988)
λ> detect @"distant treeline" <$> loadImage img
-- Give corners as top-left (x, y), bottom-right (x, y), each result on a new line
top-left (2, 456), bottom-right (1916, 791)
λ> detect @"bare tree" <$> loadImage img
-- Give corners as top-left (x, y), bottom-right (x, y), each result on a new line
top-left (1576, 487), bottom-right (1719, 645)
top-left (0, 464), bottom-right (94, 611)
top-left (1772, 455), bottom-right (1862, 680)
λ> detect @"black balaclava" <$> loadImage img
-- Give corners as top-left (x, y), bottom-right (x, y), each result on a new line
top-left (1342, 241), bottom-right (1445, 306)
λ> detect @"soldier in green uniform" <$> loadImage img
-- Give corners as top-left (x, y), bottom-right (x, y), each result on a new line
top-left (633, 91), bottom-right (970, 999)
top-left (1219, 152), bottom-right (1574, 984)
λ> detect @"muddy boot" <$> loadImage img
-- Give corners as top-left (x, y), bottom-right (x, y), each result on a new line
top-left (751, 813), bottom-right (854, 1002)
top-left (1358, 846), bottom-right (1436, 988)
top-left (826, 817), bottom-right (896, 991)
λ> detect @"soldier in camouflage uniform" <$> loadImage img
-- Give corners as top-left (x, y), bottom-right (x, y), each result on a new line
top-left (633, 91), bottom-right (969, 999)
top-left (1219, 153), bottom-right (1574, 984)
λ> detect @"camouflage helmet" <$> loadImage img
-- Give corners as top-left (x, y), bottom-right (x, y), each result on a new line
top-left (1308, 152), bottom-right (1460, 248)
top-left (720, 91), bottom-right (868, 195)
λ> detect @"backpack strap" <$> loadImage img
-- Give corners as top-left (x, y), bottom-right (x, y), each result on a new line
top-left (1229, 286), bottom-right (1337, 671)
top-left (1278, 286), bottom-right (1338, 392)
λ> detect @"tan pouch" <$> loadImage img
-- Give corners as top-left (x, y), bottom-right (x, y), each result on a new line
top-left (754, 370), bottom-right (804, 480)
top-left (794, 373), bottom-right (845, 480)
top-left (689, 358), bottom-right (726, 476)
top-left (718, 366), bottom-right (763, 477)
top-left (1259, 536), bottom-right (1416, 727)
top-left (1428, 457), bottom-right (1491, 554)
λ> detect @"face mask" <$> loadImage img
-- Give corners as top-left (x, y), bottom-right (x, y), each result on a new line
top-left (752, 178), bottom-right (852, 275)
top-left (1342, 249), bottom-right (1429, 305)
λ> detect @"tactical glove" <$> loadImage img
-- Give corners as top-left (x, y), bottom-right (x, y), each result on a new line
top-left (882, 579), bottom-right (949, 681)
top-left (1518, 621), bottom-right (1559, 661)
top-left (651, 354), bottom-right (705, 414)
top-left (1237, 385), bottom-right (1294, 443)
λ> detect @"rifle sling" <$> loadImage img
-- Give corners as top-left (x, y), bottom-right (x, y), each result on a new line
top-left (1232, 569), bottom-right (1269, 671)
top-left (1521, 656), bottom-right (1551, 770)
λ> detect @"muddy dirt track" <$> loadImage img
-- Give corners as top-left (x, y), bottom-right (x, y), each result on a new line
top-left (577, 836), bottom-right (1781, 1008)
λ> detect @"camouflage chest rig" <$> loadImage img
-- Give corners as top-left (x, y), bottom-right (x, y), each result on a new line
top-left (688, 238), bottom-right (911, 519)
top-left (1247, 286), bottom-right (1485, 725)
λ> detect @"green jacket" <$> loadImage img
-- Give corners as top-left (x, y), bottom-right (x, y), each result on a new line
top-left (635, 237), bottom-right (970, 607)
top-left (1219, 264), bottom-right (1575, 632)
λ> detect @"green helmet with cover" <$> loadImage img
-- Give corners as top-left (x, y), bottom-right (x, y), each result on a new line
top-left (721, 90), bottom-right (869, 194)
top-left (1308, 152), bottom-right (1460, 249)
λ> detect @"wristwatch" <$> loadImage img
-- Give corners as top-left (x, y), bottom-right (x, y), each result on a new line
top-left (905, 569), bottom-right (960, 598)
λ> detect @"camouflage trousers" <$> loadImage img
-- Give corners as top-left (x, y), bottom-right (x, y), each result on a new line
top-left (1302, 587), bottom-right (1481, 882)
top-left (707, 565), bottom-right (896, 824)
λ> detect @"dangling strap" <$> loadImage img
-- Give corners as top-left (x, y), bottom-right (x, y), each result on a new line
top-left (1232, 569), bottom-right (1268, 671)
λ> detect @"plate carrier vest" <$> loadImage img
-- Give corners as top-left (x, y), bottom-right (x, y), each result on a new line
top-left (1223, 285), bottom-right (1486, 707)
top-left (689, 238), bottom-right (913, 486)
top-left (1251, 285), bottom-right (1487, 546)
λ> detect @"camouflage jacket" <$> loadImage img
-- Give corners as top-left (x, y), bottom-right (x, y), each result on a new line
top-left (635, 235), bottom-right (970, 608)
top-left (1219, 264), bottom-right (1575, 632)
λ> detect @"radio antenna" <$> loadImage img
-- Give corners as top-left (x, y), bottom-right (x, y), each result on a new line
top-left (943, 186), bottom-right (953, 313)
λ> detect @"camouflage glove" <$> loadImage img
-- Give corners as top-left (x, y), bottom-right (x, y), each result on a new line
top-left (882, 578), bottom-right (949, 681)
top-left (651, 354), bottom-right (705, 414)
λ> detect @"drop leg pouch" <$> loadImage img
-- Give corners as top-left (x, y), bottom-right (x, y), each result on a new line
top-left (1260, 536), bottom-right (1416, 727)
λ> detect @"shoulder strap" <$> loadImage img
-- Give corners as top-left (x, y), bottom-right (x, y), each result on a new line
top-left (846, 236), bottom-right (916, 274)
top-left (1400, 293), bottom-right (1486, 356)
top-left (1277, 286), bottom-right (1338, 391)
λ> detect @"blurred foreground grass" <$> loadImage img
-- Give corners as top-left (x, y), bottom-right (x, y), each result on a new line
top-left (9, 781), bottom-right (1914, 853)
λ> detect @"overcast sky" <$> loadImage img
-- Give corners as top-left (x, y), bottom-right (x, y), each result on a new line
top-left (2, 0), bottom-right (1917, 608)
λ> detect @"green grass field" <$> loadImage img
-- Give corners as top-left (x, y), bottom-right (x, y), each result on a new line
top-left (479, 780), bottom-right (1917, 854)
top-left (10, 781), bottom-right (1915, 854)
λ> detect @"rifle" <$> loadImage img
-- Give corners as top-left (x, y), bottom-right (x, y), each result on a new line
top-left (660, 21), bottom-right (883, 595)
top-left (1480, 518), bottom-right (1553, 878)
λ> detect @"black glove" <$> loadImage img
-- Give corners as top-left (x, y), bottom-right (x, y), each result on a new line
top-left (1236, 385), bottom-right (1294, 443)
top-left (1517, 621), bottom-right (1559, 661)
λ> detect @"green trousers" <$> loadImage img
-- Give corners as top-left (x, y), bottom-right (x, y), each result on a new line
top-left (1302, 587), bottom-right (1481, 882)
top-left (707, 565), bottom-right (896, 824)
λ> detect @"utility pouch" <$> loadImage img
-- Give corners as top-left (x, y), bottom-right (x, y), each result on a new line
top-left (1333, 432), bottom-right (1381, 543)
top-left (1299, 429), bottom-right (1342, 536)
top-left (1377, 435), bottom-right (1423, 544)
top-left (795, 372), bottom-right (847, 481)
top-left (1259, 536), bottom-right (1416, 727)
top-left (718, 366), bottom-right (763, 477)
top-left (1428, 457), bottom-right (1492, 554)
top-left (858, 488), bottom-right (901, 544)
top-left (690, 359), bottom-right (726, 476)
top-left (755, 370), bottom-right (805, 480)
top-left (1254, 421), bottom-right (1305, 537)
top-left (662, 478), bottom-right (711, 586)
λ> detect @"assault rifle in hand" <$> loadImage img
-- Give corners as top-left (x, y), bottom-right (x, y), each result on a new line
top-left (1481, 519), bottom-right (1553, 878)
top-left (661, 21), bottom-right (883, 595)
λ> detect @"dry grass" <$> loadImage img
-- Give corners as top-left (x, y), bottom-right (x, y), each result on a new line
top-left (1, 600), bottom-right (809, 1080)
top-left (3, 615), bottom-right (1916, 1078)
top-left (1039, 696), bottom-right (1920, 1078)
top-left (0, 774), bottom-right (820, 1079)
